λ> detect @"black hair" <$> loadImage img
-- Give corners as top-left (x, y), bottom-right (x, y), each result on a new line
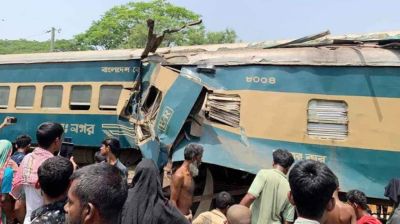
top-left (184, 143), bottom-right (204, 160)
top-left (70, 163), bottom-right (128, 223)
top-left (289, 160), bottom-right (337, 220)
top-left (215, 191), bottom-right (234, 210)
top-left (102, 138), bottom-right (121, 157)
top-left (273, 149), bottom-right (294, 169)
top-left (15, 135), bottom-right (32, 148)
top-left (38, 156), bottom-right (73, 198)
top-left (36, 122), bottom-right (64, 149)
top-left (346, 190), bottom-right (369, 210)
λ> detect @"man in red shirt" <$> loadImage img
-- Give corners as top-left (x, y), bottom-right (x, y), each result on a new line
top-left (346, 190), bottom-right (381, 224)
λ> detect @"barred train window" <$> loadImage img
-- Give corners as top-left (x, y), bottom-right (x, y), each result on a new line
top-left (42, 86), bottom-right (63, 109)
top-left (0, 86), bottom-right (10, 109)
top-left (70, 85), bottom-right (92, 110)
top-left (99, 85), bottom-right (122, 110)
top-left (16, 86), bottom-right (35, 109)
top-left (204, 92), bottom-right (241, 128)
top-left (307, 99), bottom-right (348, 140)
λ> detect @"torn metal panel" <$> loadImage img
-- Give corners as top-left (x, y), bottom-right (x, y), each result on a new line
top-left (204, 92), bottom-right (241, 128)
top-left (264, 30), bottom-right (331, 49)
top-left (154, 74), bottom-right (203, 145)
top-left (161, 46), bottom-right (400, 67)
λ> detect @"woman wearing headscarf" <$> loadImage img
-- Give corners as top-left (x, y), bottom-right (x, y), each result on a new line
top-left (385, 178), bottom-right (400, 224)
top-left (121, 159), bottom-right (189, 224)
top-left (0, 140), bottom-right (14, 224)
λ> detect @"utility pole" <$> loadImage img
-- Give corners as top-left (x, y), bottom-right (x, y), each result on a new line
top-left (47, 27), bottom-right (60, 52)
top-left (50, 27), bottom-right (55, 52)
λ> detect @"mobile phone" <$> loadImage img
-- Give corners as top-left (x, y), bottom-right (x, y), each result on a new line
top-left (60, 137), bottom-right (74, 159)
top-left (8, 117), bottom-right (17, 123)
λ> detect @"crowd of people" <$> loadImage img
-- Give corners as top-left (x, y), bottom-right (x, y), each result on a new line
top-left (0, 116), bottom-right (397, 224)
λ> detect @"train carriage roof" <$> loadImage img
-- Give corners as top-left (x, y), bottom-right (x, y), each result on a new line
top-left (1, 31), bottom-right (400, 66)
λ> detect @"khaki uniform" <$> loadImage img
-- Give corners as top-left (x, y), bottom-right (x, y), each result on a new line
top-left (192, 209), bottom-right (227, 224)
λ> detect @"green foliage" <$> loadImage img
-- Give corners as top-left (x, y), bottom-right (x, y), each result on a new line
top-left (206, 29), bottom-right (237, 44)
top-left (75, 0), bottom-right (237, 49)
top-left (0, 0), bottom-right (237, 54)
top-left (0, 39), bottom-right (87, 54)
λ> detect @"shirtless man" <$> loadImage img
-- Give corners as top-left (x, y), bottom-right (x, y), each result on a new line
top-left (170, 143), bottom-right (204, 221)
top-left (325, 179), bottom-right (357, 224)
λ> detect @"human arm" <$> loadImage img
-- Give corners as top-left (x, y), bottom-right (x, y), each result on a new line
top-left (14, 198), bottom-right (26, 223)
top-left (0, 117), bottom-right (11, 130)
top-left (170, 172), bottom-right (184, 207)
top-left (240, 170), bottom-right (265, 207)
top-left (240, 193), bottom-right (256, 207)
top-left (282, 201), bottom-right (295, 224)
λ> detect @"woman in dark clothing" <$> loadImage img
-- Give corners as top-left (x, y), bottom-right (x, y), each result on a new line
top-left (121, 159), bottom-right (189, 224)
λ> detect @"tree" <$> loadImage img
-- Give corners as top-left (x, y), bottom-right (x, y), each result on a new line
top-left (0, 39), bottom-right (87, 54)
top-left (75, 0), bottom-right (237, 49)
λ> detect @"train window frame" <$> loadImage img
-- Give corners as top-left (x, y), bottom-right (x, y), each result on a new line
top-left (307, 99), bottom-right (348, 140)
top-left (70, 85), bottom-right (92, 110)
top-left (41, 85), bottom-right (63, 109)
top-left (0, 86), bottom-right (10, 109)
top-left (15, 86), bottom-right (36, 109)
top-left (99, 85), bottom-right (123, 111)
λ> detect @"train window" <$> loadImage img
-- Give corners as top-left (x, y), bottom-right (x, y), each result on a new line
top-left (16, 86), bottom-right (36, 109)
top-left (0, 86), bottom-right (10, 109)
top-left (204, 92), bottom-right (241, 128)
top-left (99, 85), bottom-right (123, 110)
top-left (42, 86), bottom-right (63, 109)
top-left (307, 99), bottom-right (348, 140)
top-left (70, 85), bottom-right (92, 110)
top-left (142, 86), bottom-right (162, 113)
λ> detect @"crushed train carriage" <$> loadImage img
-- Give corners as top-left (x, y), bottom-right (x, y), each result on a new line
top-left (0, 31), bottom-right (400, 202)
top-left (137, 31), bottom-right (400, 201)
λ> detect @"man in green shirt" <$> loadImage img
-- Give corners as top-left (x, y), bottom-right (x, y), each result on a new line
top-left (240, 149), bottom-right (295, 224)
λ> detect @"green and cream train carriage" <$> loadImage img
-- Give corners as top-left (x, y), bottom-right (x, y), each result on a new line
top-left (0, 32), bottom-right (400, 202)
top-left (0, 50), bottom-right (145, 164)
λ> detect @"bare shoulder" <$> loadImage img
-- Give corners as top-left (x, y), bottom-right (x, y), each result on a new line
top-left (341, 202), bottom-right (355, 213)
top-left (172, 169), bottom-right (185, 181)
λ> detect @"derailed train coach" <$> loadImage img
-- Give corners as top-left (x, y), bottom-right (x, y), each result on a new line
top-left (0, 31), bottom-right (400, 203)
top-left (133, 31), bottom-right (400, 202)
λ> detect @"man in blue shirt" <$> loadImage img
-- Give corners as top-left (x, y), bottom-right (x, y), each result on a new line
top-left (11, 135), bottom-right (32, 166)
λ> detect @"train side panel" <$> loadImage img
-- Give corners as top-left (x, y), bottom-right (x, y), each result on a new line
top-left (169, 65), bottom-right (400, 199)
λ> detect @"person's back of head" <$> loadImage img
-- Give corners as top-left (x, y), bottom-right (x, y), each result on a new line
top-left (215, 191), bottom-right (234, 213)
top-left (66, 163), bottom-right (128, 224)
top-left (102, 138), bottom-right (121, 157)
top-left (346, 190), bottom-right (369, 212)
top-left (38, 156), bottom-right (73, 199)
top-left (15, 134), bottom-right (32, 150)
top-left (227, 204), bottom-right (251, 224)
top-left (184, 143), bottom-right (203, 161)
top-left (289, 160), bottom-right (337, 221)
top-left (36, 122), bottom-right (64, 150)
top-left (272, 149), bottom-right (294, 170)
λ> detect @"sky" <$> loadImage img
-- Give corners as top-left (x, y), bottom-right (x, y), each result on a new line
top-left (1, 0), bottom-right (400, 43)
